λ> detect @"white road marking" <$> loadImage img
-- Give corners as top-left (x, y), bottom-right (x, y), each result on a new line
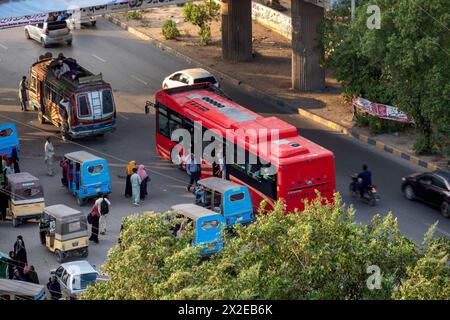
top-left (130, 75), bottom-right (148, 86)
top-left (0, 42), bottom-right (8, 50)
top-left (91, 54), bottom-right (106, 62)
top-left (117, 113), bottom-right (129, 120)
top-left (424, 222), bottom-right (450, 237)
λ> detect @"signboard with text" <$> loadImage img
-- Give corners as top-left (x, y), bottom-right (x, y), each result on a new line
top-left (353, 96), bottom-right (414, 123)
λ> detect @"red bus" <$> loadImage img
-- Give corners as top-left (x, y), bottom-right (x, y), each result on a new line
top-left (151, 83), bottom-right (335, 212)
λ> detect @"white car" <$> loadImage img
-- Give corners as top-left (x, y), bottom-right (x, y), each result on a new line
top-left (162, 68), bottom-right (220, 89)
top-left (25, 20), bottom-right (72, 48)
top-left (51, 260), bottom-right (99, 299)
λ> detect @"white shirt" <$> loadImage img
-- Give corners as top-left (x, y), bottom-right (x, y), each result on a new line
top-left (44, 141), bottom-right (54, 160)
top-left (95, 198), bottom-right (111, 214)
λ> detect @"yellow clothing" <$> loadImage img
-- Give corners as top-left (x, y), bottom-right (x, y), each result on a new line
top-left (126, 160), bottom-right (136, 175)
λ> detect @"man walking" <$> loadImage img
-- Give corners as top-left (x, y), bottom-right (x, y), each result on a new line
top-left (130, 167), bottom-right (141, 206)
top-left (19, 76), bottom-right (28, 111)
top-left (186, 153), bottom-right (201, 192)
top-left (95, 195), bottom-right (111, 235)
top-left (44, 137), bottom-right (55, 176)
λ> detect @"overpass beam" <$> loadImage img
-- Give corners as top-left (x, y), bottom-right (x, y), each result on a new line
top-left (291, 0), bottom-right (325, 91)
top-left (221, 0), bottom-right (253, 62)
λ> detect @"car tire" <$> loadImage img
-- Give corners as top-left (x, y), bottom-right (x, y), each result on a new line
top-left (404, 185), bottom-right (415, 201)
top-left (66, 40), bottom-right (72, 46)
top-left (38, 112), bottom-right (46, 124)
top-left (55, 250), bottom-right (64, 263)
top-left (91, 21), bottom-right (97, 27)
top-left (441, 202), bottom-right (450, 218)
top-left (41, 38), bottom-right (48, 48)
top-left (25, 29), bottom-right (31, 39)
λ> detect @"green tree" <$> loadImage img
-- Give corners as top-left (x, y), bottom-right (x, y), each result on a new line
top-left (81, 195), bottom-right (450, 300)
top-left (183, 0), bottom-right (220, 45)
top-left (322, 0), bottom-right (450, 154)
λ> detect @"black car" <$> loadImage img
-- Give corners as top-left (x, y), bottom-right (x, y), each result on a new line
top-left (401, 170), bottom-right (450, 218)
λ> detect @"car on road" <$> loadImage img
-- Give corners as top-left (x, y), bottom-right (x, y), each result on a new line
top-left (24, 20), bottom-right (72, 48)
top-left (51, 260), bottom-right (99, 299)
top-left (162, 68), bottom-right (220, 89)
top-left (401, 170), bottom-right (450, 218)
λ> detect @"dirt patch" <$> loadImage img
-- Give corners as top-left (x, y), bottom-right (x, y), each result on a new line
top-left (112, 4), bottom-right (448, 169)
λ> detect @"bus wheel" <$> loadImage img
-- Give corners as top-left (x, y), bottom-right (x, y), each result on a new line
top-left (38, 112), bottom-right (46, 124)
top-left (55, 250), bottom-right (64, 263)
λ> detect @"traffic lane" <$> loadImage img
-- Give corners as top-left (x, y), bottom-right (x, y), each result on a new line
top-left (221, 84), bottom-right (450, 242)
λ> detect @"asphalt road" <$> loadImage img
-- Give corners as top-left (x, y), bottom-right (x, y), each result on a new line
top-left (0, 19), bottom-right (448, 282)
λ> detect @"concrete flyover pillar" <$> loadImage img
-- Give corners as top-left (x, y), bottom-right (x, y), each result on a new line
top-left (291, 0), bottom-right (325, 91)
top-left (221, 0), bottom-right (253, 62)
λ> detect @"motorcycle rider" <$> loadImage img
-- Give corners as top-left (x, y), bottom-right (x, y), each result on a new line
top-left (356, 164), bottom-right (372, 197)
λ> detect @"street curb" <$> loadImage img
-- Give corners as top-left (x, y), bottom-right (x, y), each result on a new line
top-left (104, 14), bottom-right (441, 172)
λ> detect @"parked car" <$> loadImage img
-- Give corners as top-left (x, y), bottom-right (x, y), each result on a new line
top-left (401, 170), bottom-right (450, 217)
top-left (24, 20), bottom-right (72, 48)
top-left (162, 68), bottom-right (220, 89)
top-left (51, 260), bottom-right (99, 299)
top-left (67, 11), bottom-right (97, 29)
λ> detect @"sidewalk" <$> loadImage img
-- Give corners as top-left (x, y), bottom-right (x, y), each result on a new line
top-left (107, 4), bottom-right (448, 171)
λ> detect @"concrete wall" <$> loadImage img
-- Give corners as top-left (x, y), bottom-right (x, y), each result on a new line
top-left (251, 1), bottom-right (292, 40)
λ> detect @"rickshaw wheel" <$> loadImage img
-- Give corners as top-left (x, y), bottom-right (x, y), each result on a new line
top-left (76, 197), bottom-right (85, 206)
top-left (55, 250), bottom-right (64, 263)
top-left (81, 247), bottom-right (88, 258)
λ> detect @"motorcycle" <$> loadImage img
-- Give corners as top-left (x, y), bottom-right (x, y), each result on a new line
top-left (349, 174), bottom-right (380, 206)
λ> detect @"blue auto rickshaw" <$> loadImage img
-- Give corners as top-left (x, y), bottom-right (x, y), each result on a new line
top-left (196, 177), bottom-right (255, 228)
top-left (0, 123), bottom-right (19, 158)
top-left (64, 151), bottom-right (111, 206)
top-left (171, 204), bottom-right (224, 257)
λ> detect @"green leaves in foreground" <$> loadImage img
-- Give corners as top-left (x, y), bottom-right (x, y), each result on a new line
top-left (81, 195), bottom-right (450, 300)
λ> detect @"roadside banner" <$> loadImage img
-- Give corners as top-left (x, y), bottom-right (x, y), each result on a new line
top-left (353, 96), bottom-right (414, 123)
top-left (0, 0), bottom-right (191, 29)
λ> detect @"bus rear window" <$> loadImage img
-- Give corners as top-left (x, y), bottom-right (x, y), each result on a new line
top-left (194, 77), bottom-right (217, 84)
top-left (78, 95), bottom-right (91, 117)
top-left (102, 90), bottom-right (114, 114)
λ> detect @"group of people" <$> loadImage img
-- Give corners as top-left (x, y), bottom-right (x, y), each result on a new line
top-left (124, 161), bottom-right (150, 206)
top-left (6, 236), bottom-right (39, 285)
top-left (87, 194), bottom-right (111, 244)
top-left (47, 12), bottom-right (69, 22)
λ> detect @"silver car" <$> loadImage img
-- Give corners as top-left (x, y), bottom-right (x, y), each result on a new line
top-left (51, 260), bottom-right (99, 299)
top-left (25, 20), bottom-right (73, 48)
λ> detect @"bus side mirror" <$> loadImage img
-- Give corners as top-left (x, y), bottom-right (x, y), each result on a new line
top-left (144, 101), bottom-right (154, 114)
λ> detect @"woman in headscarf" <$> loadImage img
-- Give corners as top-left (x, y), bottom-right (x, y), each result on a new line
top-left (10, 148), bottom-right (20, 173)
top-left (124, 160), bottom-right (136, 198)
top-left (13, 235), bottom-right (27, 276)
top-left (137, 164), bottom-right (149, 200)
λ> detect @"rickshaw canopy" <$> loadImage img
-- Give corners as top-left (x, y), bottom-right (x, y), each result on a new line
top-left (43, 204), bottom-right (84, 222)
top-left (197, 177), bottom-right (243, 194)
top-left (65, 151), bottom-right (103, 163)
top-left (43, 204), bottom-right (88, 241)
top-left (171, 203), bottom-right (220, 221)
top-left (0, 279), bottom-right (48, 300)
top-left (7, 172), bottom-right (43, 202)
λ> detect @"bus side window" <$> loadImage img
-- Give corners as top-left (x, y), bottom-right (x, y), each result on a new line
top-left (157, 107), bottom-right (170, 138)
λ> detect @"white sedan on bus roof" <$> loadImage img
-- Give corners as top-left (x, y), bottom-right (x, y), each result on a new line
top-left (162, 68), bottom-right (220, 89)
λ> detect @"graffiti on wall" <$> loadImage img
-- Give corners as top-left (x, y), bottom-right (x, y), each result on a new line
top-left (251, 2), bottom-right (292, 39)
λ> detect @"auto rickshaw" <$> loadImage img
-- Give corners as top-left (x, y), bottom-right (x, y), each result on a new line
top-left (171, 203), bottom-right (224, 257)
top-left (4, 172), bottom-right (45, 227)
top-left (0, 279), bottom-right (49, 300)
top-left (196, 177), bottom-right (255, 228)
top-left (64, 151), bottom-right (111, 206)
top-left (39, 204), bottom-right (89, 263)
top-left (0, 122), bottom-right (19, 158)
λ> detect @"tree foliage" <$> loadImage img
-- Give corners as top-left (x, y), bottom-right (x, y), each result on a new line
top-left (81, 195), bottom-right (450, 300)
top-left (182, 0), bottom-right (220, 45)
top-left (322, 0), bottom-right (450, 154)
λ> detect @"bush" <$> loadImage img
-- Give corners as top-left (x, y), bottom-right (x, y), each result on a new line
top-left (183, 0), bottom-right (220, 45)
top-left (126, 10), bottom-right (143, 20)
top-left (162, 19), bottom-right (181, 40)
top-left (354, 112), bottom-right (406, 135)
